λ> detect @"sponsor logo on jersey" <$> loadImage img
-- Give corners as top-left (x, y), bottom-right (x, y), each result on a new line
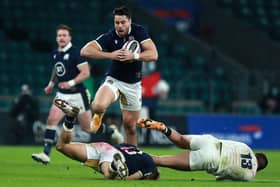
top-left (63, 53), bottom-right (69, 60)
top-left (55, 62), bottom-right (66, 77)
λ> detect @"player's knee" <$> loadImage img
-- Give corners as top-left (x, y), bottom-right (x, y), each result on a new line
top-left (122, 114), bottom-right (136, 125)
top-left (124, 125), bottom-right (136, 135)
top-left (91, 102), bottom-right (106, 113)
top-left (125, 125), bottom-right (136, 134)
top-left (80, 126), bottom-right (91, 133)
top-left (77, 113), bottom-right (92, 132)
top-left (79, 123), bottom-right (91, 132)
top-left (103, 172), bottom-right (112, 179)
top-left (55, 142), bottom-right (64, 152)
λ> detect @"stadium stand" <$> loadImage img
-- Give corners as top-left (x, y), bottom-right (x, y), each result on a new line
top-left (133, 0), bottom-right (200, 35)
top-left (216, 0), bottom-right (280, 41)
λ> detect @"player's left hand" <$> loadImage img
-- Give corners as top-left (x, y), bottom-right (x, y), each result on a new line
top-left (118, 49), bottom-right (134, 62)
top-left (58, 82), bottom-right (71, 90)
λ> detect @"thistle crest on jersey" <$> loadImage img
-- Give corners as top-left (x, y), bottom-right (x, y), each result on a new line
top-left (122, 40), bottom-right (141, 54)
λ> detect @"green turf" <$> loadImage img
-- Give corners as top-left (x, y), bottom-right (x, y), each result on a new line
top-left (0, 146), bottom-right (279, 187)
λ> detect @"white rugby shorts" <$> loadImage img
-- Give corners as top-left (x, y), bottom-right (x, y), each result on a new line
top-left (55, 91), bottom-right (90, 113)
top-left (189, 134), bottom-right (221, 173)
top-left (102, 76), bottom-right (142, 111)
top-left (85, 142), bottom-right (121, 167)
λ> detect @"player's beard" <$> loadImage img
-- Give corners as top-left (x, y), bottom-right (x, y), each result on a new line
top-left (58, 40), bottom-right (67, 48)
top-left (117, 30), bottom-right (126, 37)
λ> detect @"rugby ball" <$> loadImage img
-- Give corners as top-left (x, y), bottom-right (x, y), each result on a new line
top-left (122, 39), bottom-right (141, 54)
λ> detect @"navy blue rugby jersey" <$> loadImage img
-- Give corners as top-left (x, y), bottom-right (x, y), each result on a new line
top-left (51, 43), bottom-right (87, 94)
top-left (96, 23), bottom-right (150, 83)
top-left (114, 143), bottom-right (157, 177)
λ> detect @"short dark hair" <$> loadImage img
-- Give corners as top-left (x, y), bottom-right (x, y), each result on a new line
top-left (113, 5), bottom-right (131, 19)
top-left (56, 24), bottom-right (72, 36)
top-left (255, 152), bottom-right (268, 171)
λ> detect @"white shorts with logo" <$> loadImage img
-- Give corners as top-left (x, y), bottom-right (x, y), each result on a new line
top-left (102, 76), bottom-right (142, 111)
top-left (85, 142), bottom-right (121, 169)
top-left (55, 91), bottom-right (90, 113)
top-left (189, 135), bottom-right (221, 173)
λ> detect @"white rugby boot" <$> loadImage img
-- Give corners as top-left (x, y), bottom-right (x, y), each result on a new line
top-left (109, 124), bottom-right (124, 144)
top-left (31, 152), bottom-right (50, 165)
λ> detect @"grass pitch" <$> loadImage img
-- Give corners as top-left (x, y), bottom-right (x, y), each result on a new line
top-left (0, 146), bottom-right (279, 187)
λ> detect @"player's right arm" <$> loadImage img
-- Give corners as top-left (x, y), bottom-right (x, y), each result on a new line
top-left (80, 40), bottom-right (122, 61)
top-left (44, 67), bottom-right (57, 94)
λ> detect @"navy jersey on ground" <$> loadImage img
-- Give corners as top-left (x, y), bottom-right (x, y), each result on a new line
top-left (96, 23), bottom-right (150, 83)
top-left (51, 45), bottom-right (87, 94)
top-left (114, 143), bottom-right (157, 177)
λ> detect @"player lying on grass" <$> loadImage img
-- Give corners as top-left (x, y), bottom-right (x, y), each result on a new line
top-left (137, 118), bottom-right (268, 181)
top-left (53, 99), bottom-right (159, 180)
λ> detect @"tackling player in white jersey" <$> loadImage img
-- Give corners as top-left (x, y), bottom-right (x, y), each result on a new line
top-left (137, 118), bottom-right (268, 181)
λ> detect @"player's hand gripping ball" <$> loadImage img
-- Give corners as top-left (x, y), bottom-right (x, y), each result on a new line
top-left (122, 39), bottom-right (141, 53)
top-left (122, 40), bottom-right (141, 62)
